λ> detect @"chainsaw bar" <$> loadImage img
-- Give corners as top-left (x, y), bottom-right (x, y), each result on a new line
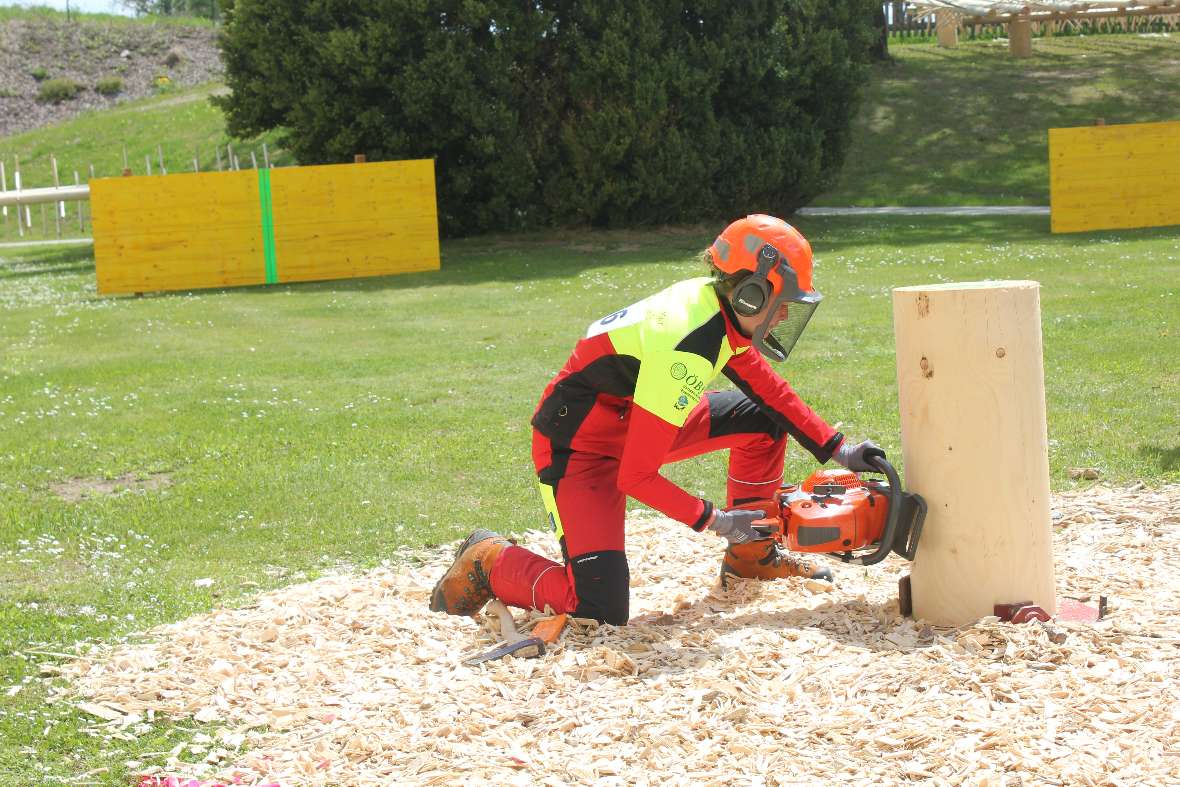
top-left (889, 490), bottom-right (927, 561)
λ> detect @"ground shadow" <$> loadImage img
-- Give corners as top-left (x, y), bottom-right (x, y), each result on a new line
top-left (1137, 444), bottom-right (1180, 473)
top-left (604, 580), bottom-right (935, 680)
top-left (0, 244), bottom-right (95, 278)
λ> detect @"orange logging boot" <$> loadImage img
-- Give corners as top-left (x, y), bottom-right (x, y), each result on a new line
top-left (429, 529), bottom-right (514, 616)
top-left (720, 539), bottom-right (834, 588)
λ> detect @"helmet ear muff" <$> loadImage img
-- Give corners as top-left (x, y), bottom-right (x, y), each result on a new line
top-left (730, 244), bottom-right (779, 317)
top-left (731, 277), bottom-right (770, 316)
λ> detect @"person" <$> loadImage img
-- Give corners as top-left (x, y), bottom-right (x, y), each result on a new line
top-left (429, 214), bottom-right (884, 626)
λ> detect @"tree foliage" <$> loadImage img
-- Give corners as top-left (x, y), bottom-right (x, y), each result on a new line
top-left (216, 1), bottom-right (877, 235)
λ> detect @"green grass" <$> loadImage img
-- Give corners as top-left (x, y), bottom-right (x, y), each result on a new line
top-left (1, 215), bottom-right (1178, 783)
top-left (817, 33), bottom-right (1180, 207)
top-left (0, 4), bottom-right (215, 27)
top-left (0, 83), bottom-right (291, 243)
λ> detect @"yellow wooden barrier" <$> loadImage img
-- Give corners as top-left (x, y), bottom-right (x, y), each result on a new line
top-left (1049, 120), bottom-right (1180, 233)
top-left (91, 159), bottom-right (439, 295)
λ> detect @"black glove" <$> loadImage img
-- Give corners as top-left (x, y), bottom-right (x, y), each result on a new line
top-left (707, 508), bottom-right (764, 546)
top-left (833, 439), bottom-right (886, 472)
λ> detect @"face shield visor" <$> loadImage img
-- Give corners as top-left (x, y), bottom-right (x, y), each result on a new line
top-left (748, 245), bottom-right (822, 363)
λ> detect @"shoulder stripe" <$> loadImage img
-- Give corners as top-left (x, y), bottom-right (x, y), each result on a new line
top-left (674, 311), bottom-right (725, 367)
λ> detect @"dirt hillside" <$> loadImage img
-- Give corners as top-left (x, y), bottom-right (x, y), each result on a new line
top-left (0, 15), bottom-right (222, 137)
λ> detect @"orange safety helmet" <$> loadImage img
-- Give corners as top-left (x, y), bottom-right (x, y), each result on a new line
top-left (707, 214), bottom-right (823, 362)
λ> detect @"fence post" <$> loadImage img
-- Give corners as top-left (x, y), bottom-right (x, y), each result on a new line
top-left (936, 9), bottom-right (959, 48)
top-left (14, 155), bottom-right (23, 238)
top-left (74, 170), bottom-right (83, 232)
top-left (1009, 13), bottom-right (1033, 57)
top-left (51, 154), bottom-right (62, 237)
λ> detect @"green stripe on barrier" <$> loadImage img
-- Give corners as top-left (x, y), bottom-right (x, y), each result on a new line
top-left (257, 168), bottom-right (278, 284)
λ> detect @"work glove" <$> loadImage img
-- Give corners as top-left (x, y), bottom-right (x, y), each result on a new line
top-left (707, 508), bottom-right (765, 546)
top-left (833, 439), bottom-right (886, 473)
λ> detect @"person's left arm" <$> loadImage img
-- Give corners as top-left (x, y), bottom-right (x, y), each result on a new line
top-left (722, 347), bottom-right (844, 463)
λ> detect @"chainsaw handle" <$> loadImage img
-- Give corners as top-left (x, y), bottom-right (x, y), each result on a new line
top-left (830, 454), bottom-right (900, 566)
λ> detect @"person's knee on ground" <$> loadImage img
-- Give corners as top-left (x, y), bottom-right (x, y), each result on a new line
top-left (568, 550), bottom-right (630, 625)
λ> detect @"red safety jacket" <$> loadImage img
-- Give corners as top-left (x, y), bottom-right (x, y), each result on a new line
top-left (531, 277), bottom-right (842, 529)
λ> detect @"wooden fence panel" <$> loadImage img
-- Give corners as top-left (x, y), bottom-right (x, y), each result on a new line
top-left (269, 159), bottom-right (439, 284)
top-left (1049, 120), bottom-right (1180, 233)
top-left (92, 170), bottom-right (264, 294)
top-left (91, 159), bottom-right (440, 295)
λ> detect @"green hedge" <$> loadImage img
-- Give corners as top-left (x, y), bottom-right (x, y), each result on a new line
top-left (217, 1), bottom-right (876, 235)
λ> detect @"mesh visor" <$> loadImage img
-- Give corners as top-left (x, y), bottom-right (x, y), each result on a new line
top-left (751, 290), bottom-right (821, 362)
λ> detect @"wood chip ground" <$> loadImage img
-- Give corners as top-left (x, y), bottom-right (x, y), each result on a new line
top-left (54, 484), bottom-right (1180, 785)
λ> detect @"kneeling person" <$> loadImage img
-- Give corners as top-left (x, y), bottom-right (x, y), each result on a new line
top-left (430, 215), bottom-right (883, 625)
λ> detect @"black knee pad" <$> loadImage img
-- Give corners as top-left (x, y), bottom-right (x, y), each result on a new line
top-left (568, 550), bottom-right (630, 625)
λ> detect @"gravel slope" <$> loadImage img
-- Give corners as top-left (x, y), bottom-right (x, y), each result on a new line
top-left (0, 16), bottom-right (222, 137)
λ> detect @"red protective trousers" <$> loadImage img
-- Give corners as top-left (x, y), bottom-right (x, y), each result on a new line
top-left (488, 389), bottom-right (787, 624)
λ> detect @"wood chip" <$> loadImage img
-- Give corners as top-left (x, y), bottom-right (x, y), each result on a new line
top-left (51, 484), bottom-right (1180, 785)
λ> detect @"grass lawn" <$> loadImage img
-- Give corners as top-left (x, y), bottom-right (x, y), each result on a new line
top-left (1, 215), bottom-right (1177, 783)
top-left (817, 33), bottom-right (1180, 207)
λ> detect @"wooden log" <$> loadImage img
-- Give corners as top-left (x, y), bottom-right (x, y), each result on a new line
top-left (936, 9), bottom-right (959, 48)
top-left (892, 281), bottom-right (1056, 626)
top-left (1009, 15), bottom-right (1033, 57)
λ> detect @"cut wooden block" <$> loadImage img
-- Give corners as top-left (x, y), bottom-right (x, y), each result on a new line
top-left (893, 281), bottom-right (1056, 626)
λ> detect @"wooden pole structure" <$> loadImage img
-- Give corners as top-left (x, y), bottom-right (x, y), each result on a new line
top-left (1, 160), bottom-right (7, 224)
top-left (51, 154), bottom-right (62, 237)
top-left (936, 9), bottom-right (959, 48)
top-left (1009, 14), bottom-right (1033, 57)
top-left (14, 156), bottom-right (23, 238)
top-left (892, 281), bottom-right (1056, 626)
top-left (74, 170), bottom-right (83, 232)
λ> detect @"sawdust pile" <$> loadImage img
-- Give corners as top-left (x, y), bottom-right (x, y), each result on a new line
top-left (57, 484), bottom-right (1180, 786)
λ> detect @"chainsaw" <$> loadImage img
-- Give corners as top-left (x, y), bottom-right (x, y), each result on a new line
top-left (739, 456), bottom-right (926, 566)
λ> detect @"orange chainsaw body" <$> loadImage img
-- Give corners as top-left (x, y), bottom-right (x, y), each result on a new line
top-left (738, 469), bottom-right (892, 554)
